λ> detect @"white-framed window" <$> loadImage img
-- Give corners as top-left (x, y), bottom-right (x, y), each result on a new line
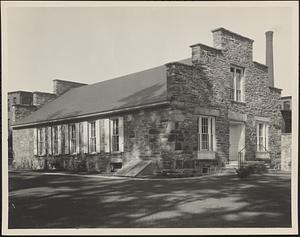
top-left (69, 124), bottom-right (76, 154)
top-left (89, 121), bottom-right (96, 153)
top-left (256, 122), bottom-right (269, 151)
top-left (37, 127), bottom-right (45, 156)
top-left (198, 116), bottom-right (216, 151)
top-left (230, 66), bottom-right (244, 102)
top-left (108, 117), bottom-right (124, 153)
top-left (112, 119), bottom-right (119, 152)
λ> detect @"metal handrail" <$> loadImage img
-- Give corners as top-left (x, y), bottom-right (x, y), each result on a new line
top-left (237, 143), bottom-right (251, 168)
top-left (237, 143), bottom-right (271, 169)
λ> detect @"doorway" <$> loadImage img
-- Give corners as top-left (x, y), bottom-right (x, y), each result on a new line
top-left (229, 121), bottom-right (245, 161)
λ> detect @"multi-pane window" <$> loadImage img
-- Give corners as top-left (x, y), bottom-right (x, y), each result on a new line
top-left (112, 119), bottom-right (119, 152)
top-left (201, 117), bottom-right (209, 150)
top-left (53, 126), bottom-right (59, 155)
top-left (236, 69), bottom-right (242, 101)
top-left (257, 122), bottom-right (268, 151)
top-left (230, 68), bottom-right (235, 100)
top-left (37, 128), bottom-right (44, 156)
top-left (199, 116), bottom-right (215, 151)
top-left (70, 124), bottom-right (76, 154)
top-left (89, 121), bottom-right (96, 153)
top-left (230, 67), bottom-right (244, 102)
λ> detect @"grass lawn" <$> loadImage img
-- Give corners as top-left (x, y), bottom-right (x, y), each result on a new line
top-left (8, 171), bottom-right (291, 228)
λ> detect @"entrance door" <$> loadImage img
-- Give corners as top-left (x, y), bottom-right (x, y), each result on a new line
top-left (229, 122), bottom-right (245, 161)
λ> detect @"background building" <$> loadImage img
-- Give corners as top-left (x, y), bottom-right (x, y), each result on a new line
top-left (280, 96), bottom-right (292, 171)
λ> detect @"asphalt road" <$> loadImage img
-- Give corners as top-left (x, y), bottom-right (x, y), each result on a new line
top-left (8, 171), bottom-right (291, 228)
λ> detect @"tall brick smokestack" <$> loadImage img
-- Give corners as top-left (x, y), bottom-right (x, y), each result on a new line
top-left (265, 31), bottom-right (274, 87)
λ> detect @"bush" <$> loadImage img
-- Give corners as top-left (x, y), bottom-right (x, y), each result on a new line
top-left (251, 164), bottom-right (268, 173)
top-left (236, 166), bottom-right (252, 178)
top-left (77, 160), bottom-right (87, 172)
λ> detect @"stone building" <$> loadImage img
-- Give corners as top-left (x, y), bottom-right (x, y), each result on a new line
top-left (12, 28), bottom-right (283, 175)
top-left (280, 96), bottom-right (292, 171)
top-left (8, 80), bottom-right (86, 164)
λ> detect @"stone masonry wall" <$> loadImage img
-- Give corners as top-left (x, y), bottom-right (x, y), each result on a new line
top-left (33, 92), bottom-right (56, 108)
top-left (281, 134), bottom-right (292, 171)
top-left (12, 105), bottom-right (180, 172)
top-left (53, 79), bottom-right (87, 96)
top-left (165, 28), bottom-right (282, 166)
top-left (12, 105), bottom-right (37, 124)
top-left (13, 128), bottom-right (44, 169)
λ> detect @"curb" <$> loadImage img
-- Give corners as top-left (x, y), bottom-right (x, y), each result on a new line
top-left (9, 170), bottom-right (235, 181)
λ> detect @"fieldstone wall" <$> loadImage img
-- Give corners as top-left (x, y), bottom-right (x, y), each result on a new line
top-left (53, 79), bottom-right (87, 96)
top-left (165, 28), bottom-right (282, 167)
top-left (11, 104), bottom-right (37, 124)
top-left (281, 134), bottom-right (292, 171)
top-left (33, 92), bottom-right (56, 108)
top-left (13, 128), bottom-right (44, 169)
top-left (12, 105), bottom-right (178, 172)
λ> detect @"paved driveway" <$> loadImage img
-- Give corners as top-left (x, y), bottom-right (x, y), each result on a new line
top-left (8, 171), bottom-right (291, 228)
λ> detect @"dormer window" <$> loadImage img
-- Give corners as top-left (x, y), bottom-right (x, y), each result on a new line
top-left (230, 67), bottom-right (244, 102)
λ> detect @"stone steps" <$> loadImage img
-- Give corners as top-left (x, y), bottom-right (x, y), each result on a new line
top-left (222, 160), bottom-right (238, 174)
top-left (114, 160), bottom-right (152, 177)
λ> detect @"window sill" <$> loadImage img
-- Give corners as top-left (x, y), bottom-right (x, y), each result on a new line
top-left (197, 151), bottom-right (216, 159)
top-left (89, 152), bottom-right (97, 155)
top-left (255, 151), bottom-right (270, 159)
top-left (231, 100), bottom-right (246, 106)
top-left (111, 151), bottom-right (123, 154)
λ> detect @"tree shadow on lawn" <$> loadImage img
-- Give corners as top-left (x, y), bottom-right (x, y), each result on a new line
top-left (8, 172), bottom-right (291, 228)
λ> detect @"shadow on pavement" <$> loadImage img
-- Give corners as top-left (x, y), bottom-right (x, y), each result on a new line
top-left (8, 171), bottom-right (291, 228)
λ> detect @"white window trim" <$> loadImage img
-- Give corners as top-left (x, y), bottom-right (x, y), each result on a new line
top-left (37, 127), bottom-right (45, 156)
top-left (52, 126), bottom-right (59, 156)
top-left (198, 116), bottom-right (216, 152)
top-left (109, 117), bottom-right (124, 153)
top-left (69, 123), bottom-right (77, 155)
top-left (230, 66), bottom-right (245, 102)
top-left (110, 117), bottom-right (120, 153)
top-left (256, 122), bottom-right (269, 152)
top-left (88, 121), bottom-right (97, 154)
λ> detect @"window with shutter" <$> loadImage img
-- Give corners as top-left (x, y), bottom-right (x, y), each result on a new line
top-left (36, 127), bottom-right (47, 156)
top-left (95, 120), bottom-right (101, 153)
top-left (33, 128), bottom-right (38, 156)
top-left (82, 121), bottom-right (88, 153)
top-left (47, 126), bottom-right (52, 155)
top-left (89, 121), bottom-right (96, 153)
top-left (64, 124), bottom-right (69, 154)
top-left (61, 125), bottom-right (65, 155)
top-left (104, 119), bottom-right (110, 152)
top-left (99, 119), bottom-right (105, 152)
top-left (111, 118), bottom-right (119, 152)
top-left (69, 124), bottom-right (77, 154)
top-left (53, 126), bottom-right (59, 155)
top-left (118, 117), bottom-right (124, 152)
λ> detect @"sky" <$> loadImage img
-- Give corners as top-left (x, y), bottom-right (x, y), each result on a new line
top-left (3, 2), bottom-right (298, 96)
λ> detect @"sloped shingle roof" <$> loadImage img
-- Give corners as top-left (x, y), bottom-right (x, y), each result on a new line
top-left (15, 58), bottom-right (192, 126)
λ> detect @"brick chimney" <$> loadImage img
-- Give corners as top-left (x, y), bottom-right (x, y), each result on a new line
top-left (265, 31), bottom-right (274, 87)
top-left (53, 79), bottom-right (87, 96)
top-left (33, 91), bottom-right (56, 108)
